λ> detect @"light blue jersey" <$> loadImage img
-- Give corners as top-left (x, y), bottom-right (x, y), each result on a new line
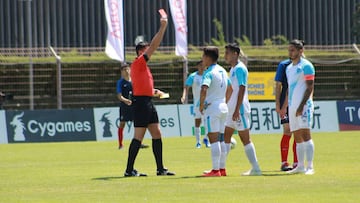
top-left (185, 71), bottom-right (203, 106)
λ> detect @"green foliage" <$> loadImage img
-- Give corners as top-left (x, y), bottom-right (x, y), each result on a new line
top-left (352, 3), bottom-right (360, 40)
top-left (263, 35), bottom-right (289, 46)
top-left (235, 35), bottom-right (252, 46)
top-left (211, 18), bottom-right (227, 46)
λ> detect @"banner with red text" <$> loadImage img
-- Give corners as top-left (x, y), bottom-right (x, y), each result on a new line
top-left (105, 0), bottom-right (124, 61)
top-left (169, 0), bottom-right (188, 57)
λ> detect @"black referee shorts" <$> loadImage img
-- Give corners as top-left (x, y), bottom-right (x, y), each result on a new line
top-left (119, 105), bottom-right (133, 122)
top-left (132, 96), bottom-right (159, 127)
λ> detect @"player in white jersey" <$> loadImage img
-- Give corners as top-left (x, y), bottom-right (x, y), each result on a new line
top-left (199, 46), bottom-right (231, 177)
top-left (223, 43), bottom-right (261, 176)
top-left (285, 39), bottom-right (315, 175)
top-left (181, 61), bottom-right (210, 148)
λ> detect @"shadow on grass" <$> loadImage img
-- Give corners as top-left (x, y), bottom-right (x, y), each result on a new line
top-left (92, 176), bottom-right (145, 181)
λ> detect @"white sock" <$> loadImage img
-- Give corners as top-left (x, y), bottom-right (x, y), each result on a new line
top-left (226, 143), bottom-right (231, 154)
top-left (244, 142), bottom-right (260, 170)
top-left (296, 142), bottom-right (306, 168)
top-left (211, 141), bottom-right (221, 170)
top-left (219, 142), bottom-right (227, 169)
top-left (195, 127), bottom-right (200, 143)
top-left (304, 139), bottom-right (315, 169)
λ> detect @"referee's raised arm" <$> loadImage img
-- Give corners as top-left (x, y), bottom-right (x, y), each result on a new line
top-left (143, 16), bottom-right (168, 59)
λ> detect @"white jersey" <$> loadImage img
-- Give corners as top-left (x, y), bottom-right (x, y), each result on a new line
top-left (185, 71), bottom-right (202, 105)
top-left (228, 61), bottom-right (251, 115)
top-left (201, 63), bottom-right (229, 114)
top-left (286, 58), bottom-right (315, 109)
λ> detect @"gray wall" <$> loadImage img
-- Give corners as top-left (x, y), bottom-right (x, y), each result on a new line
top-left (0, 0), bottom-right (359, 48)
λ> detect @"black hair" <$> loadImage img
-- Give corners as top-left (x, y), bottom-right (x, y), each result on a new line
top-left (289, 39), bottom-right (305, 50)
top-left (203, 46), bottom-right (219, 62)
top-left (225, 43), bottom-right (241, 54)
top-left (135, 41), bottom-right (150, 55)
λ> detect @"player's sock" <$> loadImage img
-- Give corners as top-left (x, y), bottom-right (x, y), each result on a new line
top-left (195, 127), bottom-right (201, 144)
top-left (219, 141), bottom-right (227, 169)
top-left (126, 138), bottom-right (141, 172)
top-left (296, 142), bottom-right (306, 168)
top-left (280, 134), bottom-right (291, 164)
top-left (304, 139), bottom-right (315, 169)
top-left (118, 127), bottom-right (124, 147)
top-left (226, 143), bottom-right (231, 154)
top-left (152, 138), bottom-right (164, 170)
top-left (211, 141), bottom-right (221, 170)
top-left (244, 142), bottom-right (260, 170)
top-left (292, 139), bottom-right (298, 165)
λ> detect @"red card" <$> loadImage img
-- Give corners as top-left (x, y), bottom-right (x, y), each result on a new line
top-left (158, 9), bottom-right (167, 18)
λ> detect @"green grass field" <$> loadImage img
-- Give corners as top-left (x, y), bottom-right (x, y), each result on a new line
top-left (1, 131), bottom-right (359, 203)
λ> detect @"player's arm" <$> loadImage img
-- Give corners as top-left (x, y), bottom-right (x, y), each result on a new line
top-left (117, 93), bottom-right (132, 105)
top-left (143, 13), bottom-right (168, 59)
top-left (275, 81), bottom-right (283, 113)
top-left (296, 80), bottom-right (314, 116)
top-left (232, 85), bottom-right (245, 121)
top-left (199, 85), bottom-right (208, 114)
top-left (181, 86), bottom-right (190, 104)
top-left (225, 85), bottom-right (233, 103)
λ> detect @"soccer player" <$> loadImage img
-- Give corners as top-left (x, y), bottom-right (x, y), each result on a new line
top-left (223, 43), bottom-right (261, 176)
top-left (124, 11), bottom-right (175, 177)
top-left (275, 59), bottom-right (298, 171)
top-left (285, 39), bottom-right (315, 175)
top-left (181, 60), bottom-right (210, 148)
top-left (199, 46), bottom-right (230, 177)
top-left (116, 63), bottom-right (148, 149)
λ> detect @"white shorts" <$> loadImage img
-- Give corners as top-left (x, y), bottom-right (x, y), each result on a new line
top-left (190, 105), bottom-right (202, 119)
top-left (204, 111), bottom-right (227, 133)
top-left (225, 113), bottom-right (250, 131)
top-left (288, 104), bottom-right (314, 132)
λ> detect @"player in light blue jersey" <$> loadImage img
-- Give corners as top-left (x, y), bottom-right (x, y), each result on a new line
top-left (285, 39), bottom-right (315, 175)
top-left (181, 61), bottom-right (210, 148)
top-left (199, 46), bottom-right (231, 177)
top-left (223, 43), bottom-right (261, 176)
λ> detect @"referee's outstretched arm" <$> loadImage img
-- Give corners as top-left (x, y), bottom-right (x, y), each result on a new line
top-left (144, 15), bottom-right (168, 59)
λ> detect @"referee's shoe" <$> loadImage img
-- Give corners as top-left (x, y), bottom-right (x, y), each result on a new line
top-left (157, 168), bottom-right (175, 176)
top-left (124, 169), bottom-right (147, 177)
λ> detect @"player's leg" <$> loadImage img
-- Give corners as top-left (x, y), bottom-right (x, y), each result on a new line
top-left (124, 97), bottom-right (148, 177)
top-left (202, 115), bottom-right (221, 177)
top-left (280, 122), bottom-right (292, 171)
top-left (220, 115), bottom-right (236, 176)
top-left (118, 121), bottom-right (126, 149)
top-left (302, 130), bottom-right (315, 174)
top-left (147, 103), bottom-right (175, 176)
top-left (238, 128), bottom-right (261, 176)
top-left (194, 118), bottom-right (202, 148)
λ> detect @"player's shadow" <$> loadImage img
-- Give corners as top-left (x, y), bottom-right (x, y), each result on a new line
top-left (92, 176), bottom-right (142, 181)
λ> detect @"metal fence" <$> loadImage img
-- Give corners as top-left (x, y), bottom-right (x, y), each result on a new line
top-left (1, 0), bottom-right (360, 48)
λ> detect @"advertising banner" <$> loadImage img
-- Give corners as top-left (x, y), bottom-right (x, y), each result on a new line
top-left (5, 109), bottom-right (96, 143)
top-left (248, 72), bottom-right (276, 100)
top-left (94, 105), bottom-right (181, 141)
top-left (0, 110), bottom-right (8, 144)
top-left (337, 101), bottom-right (360, 131)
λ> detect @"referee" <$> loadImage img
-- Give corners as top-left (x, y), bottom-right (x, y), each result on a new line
top-left (124, 11), bottom-right (175, 177)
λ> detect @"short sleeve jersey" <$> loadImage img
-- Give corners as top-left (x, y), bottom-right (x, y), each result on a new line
top-left (202, 64), bottom-right (230, 106)
top-left (185, 71), bottom-right (202, 105)
top-left (286, 58), bottom-right (315, 109)
top-left (228, 61), bottom-right (251, 115)
top-left (130, 54), bottom-right (154, 97)
top-left (116, 78), bottom-right (132, 107)
top-left (275, 59), bottom-right (292, 108)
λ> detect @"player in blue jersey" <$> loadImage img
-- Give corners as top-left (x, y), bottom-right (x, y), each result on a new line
top-left (285, 40), bottom-right (315, 175)
top-left (275, 59), bottom-right (298, 171)
top-left (181, 61), bottom-right (210, 148)
top-left (116, 63), bottom-right (148, 149)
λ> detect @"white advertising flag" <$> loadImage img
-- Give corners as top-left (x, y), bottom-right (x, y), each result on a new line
top-left (169, 0), bottom-right (188, 57)
top-left (104, 0), bottom-right (124, 61)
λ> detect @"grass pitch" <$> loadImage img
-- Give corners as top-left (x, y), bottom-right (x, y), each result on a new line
top-left (0, 131), bottom-right (359, 202)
